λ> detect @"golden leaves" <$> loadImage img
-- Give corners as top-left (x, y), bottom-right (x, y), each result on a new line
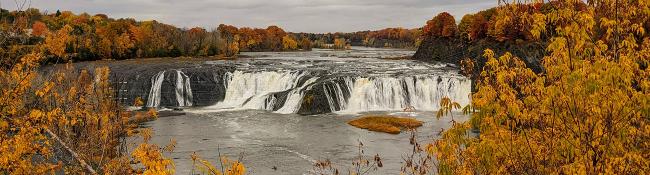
top-left (530, 13), bottom-right (547, 40)
top-left (191, 152), bottom-right (247, 175)
top-left (432, 1), bottom-right (650, 174)
top-left (134, 97), bottom-right (145, 107)
top-left (436, 97), bottom-right (461, 119)
top-left (282, 35), bottom-right (298, 50)
top-left (131, 142), bottom-right (175, 175)
top-left (44, 25), bottom-right (72, 58)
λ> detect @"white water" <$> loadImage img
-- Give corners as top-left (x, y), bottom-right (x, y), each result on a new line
top-left (326, 76), bottom-right (471, 113)
top-left (146, 71), bottom-right (165, 107)
top-left (276, 77), bottom-right (319, 114)
top-left (209, 70), bottom-right (308, 110)
top-left (323, 77), bottom-right (354, 112)
top-left (201, 70), bottom-right (470, 114)
top-left (175, 70), bottom-right (193, 107)
top-left (141, 48), bottom-right (472, 113)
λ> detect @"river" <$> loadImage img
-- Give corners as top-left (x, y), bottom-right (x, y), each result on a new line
top-left (110, 47), bottom-right (472, 174)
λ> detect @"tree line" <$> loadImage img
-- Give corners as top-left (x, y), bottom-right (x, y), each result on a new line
top-left (0, 7), bottom-right (428, 66)
top-left (293, 28), bottom-right (422, 49)
top-left (0, 8), bottom-right (321, 64)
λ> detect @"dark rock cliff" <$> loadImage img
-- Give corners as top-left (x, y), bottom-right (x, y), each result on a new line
top-left (413, 37), bottom-right (547, 73)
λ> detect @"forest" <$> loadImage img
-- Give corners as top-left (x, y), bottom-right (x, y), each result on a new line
top-left (0, 8), bottom-right (423, 66)
top-left (297, 27), bottom-right (422, 49)
top-left (1, 0), bottom-right (649, 174)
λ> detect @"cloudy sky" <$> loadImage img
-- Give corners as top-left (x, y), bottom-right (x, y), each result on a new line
top-left (1, 0), bottom-right (496, 33)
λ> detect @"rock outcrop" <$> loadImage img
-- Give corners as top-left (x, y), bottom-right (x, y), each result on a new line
top-left (413, 37), bottom-right (547, 73)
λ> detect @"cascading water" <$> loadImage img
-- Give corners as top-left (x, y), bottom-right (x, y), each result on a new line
top-left (209, 70), bottom-right (308, 110)
top-left (324, 76), bottom-right (471, 113)
top-left (134, 50), bottom-right (471, 114)
top-left (323, 77), bottom-right (354, 112)
top-left (276, 77), bottom-right (319, 114)
top-left (175, 70), bottom-right (193, 107)
top-left (146, 71), bottom-right (165, 107)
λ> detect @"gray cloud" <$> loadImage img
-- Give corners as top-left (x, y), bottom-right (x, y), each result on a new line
top-left (1, 0), bottom-right (496, 33)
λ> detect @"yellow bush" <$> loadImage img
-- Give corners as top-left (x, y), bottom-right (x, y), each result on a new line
top-left (432, 1), bottom-right (650, 174)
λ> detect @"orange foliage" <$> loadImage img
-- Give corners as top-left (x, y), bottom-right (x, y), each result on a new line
top-left (31, 21), bottom-right (48, 36)
top-left (218, 24), bottom-right (299, 52)
top-left (423, 12), bottom-right (457, 38)
top-left (459, 9), bottom-right (494, 41)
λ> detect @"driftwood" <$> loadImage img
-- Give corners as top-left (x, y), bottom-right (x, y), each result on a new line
top-left (45, 128), bottom-right (98, 174)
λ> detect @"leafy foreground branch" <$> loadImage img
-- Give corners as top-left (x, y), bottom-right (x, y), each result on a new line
top-left (0, 3), bottom-right (198, 173)
top-left (0, 49), bottom-right (175, 173)
top-left (429, 0), bottom-right (650, 174)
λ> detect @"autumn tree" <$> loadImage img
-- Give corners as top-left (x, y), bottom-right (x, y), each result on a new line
top-left (458, 14), bottom-right (473, 40)
top-left (187, 27), bottom-right (209, 56)
top-left (44, 24), bottom-right (72, 59)
top-left (31, 21), bottom-right (48, 36)
top-left (467, 12), bottom-right (490, 41)
top-left (486, 2), bottom-right (547, 41)
top-left (423, 12), bottom-right (457, 38)
top-left (333, 38), bottom-right (348, 50)
top-left (217, 24), bottom-right (240, 57)
top-left (458, 9), bottom-right (493, 41)
top-left (431, 0), bottom-right (650, 174)
top-left (282, 35), bottom-right (298, 50)
top-left (299, 37), bottom-right (312, 51)
top-left (265, 25), bottom-right (287, 51)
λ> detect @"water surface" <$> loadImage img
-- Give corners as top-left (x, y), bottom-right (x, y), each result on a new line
top-left (134, 47), bottom-right (471, 174)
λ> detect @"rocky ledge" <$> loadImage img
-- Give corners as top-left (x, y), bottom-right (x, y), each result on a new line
top-left (413, 37), bottom-right (547, 74)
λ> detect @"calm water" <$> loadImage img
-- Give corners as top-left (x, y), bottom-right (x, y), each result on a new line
top-left (141, 111), bottom-right (467, 175)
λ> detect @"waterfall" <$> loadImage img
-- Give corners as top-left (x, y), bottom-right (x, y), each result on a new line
top-left (175, 70), bottom-right (193, 107)
top-left (200, 71), bottom-right (470, 114)
top-left (210, 70), bottom-right (308, 110)
top-left (323, 77), bottom-right (354, 112)
top-left (276, 77), bottom-right (319, 114)
top-left (324, 76), bottom-right (471, 113)
top-left (146, 71), bottom-right (165, 107)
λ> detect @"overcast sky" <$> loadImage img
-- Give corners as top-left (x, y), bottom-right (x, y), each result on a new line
top-left (1, 0), bottom-right (496, 33)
